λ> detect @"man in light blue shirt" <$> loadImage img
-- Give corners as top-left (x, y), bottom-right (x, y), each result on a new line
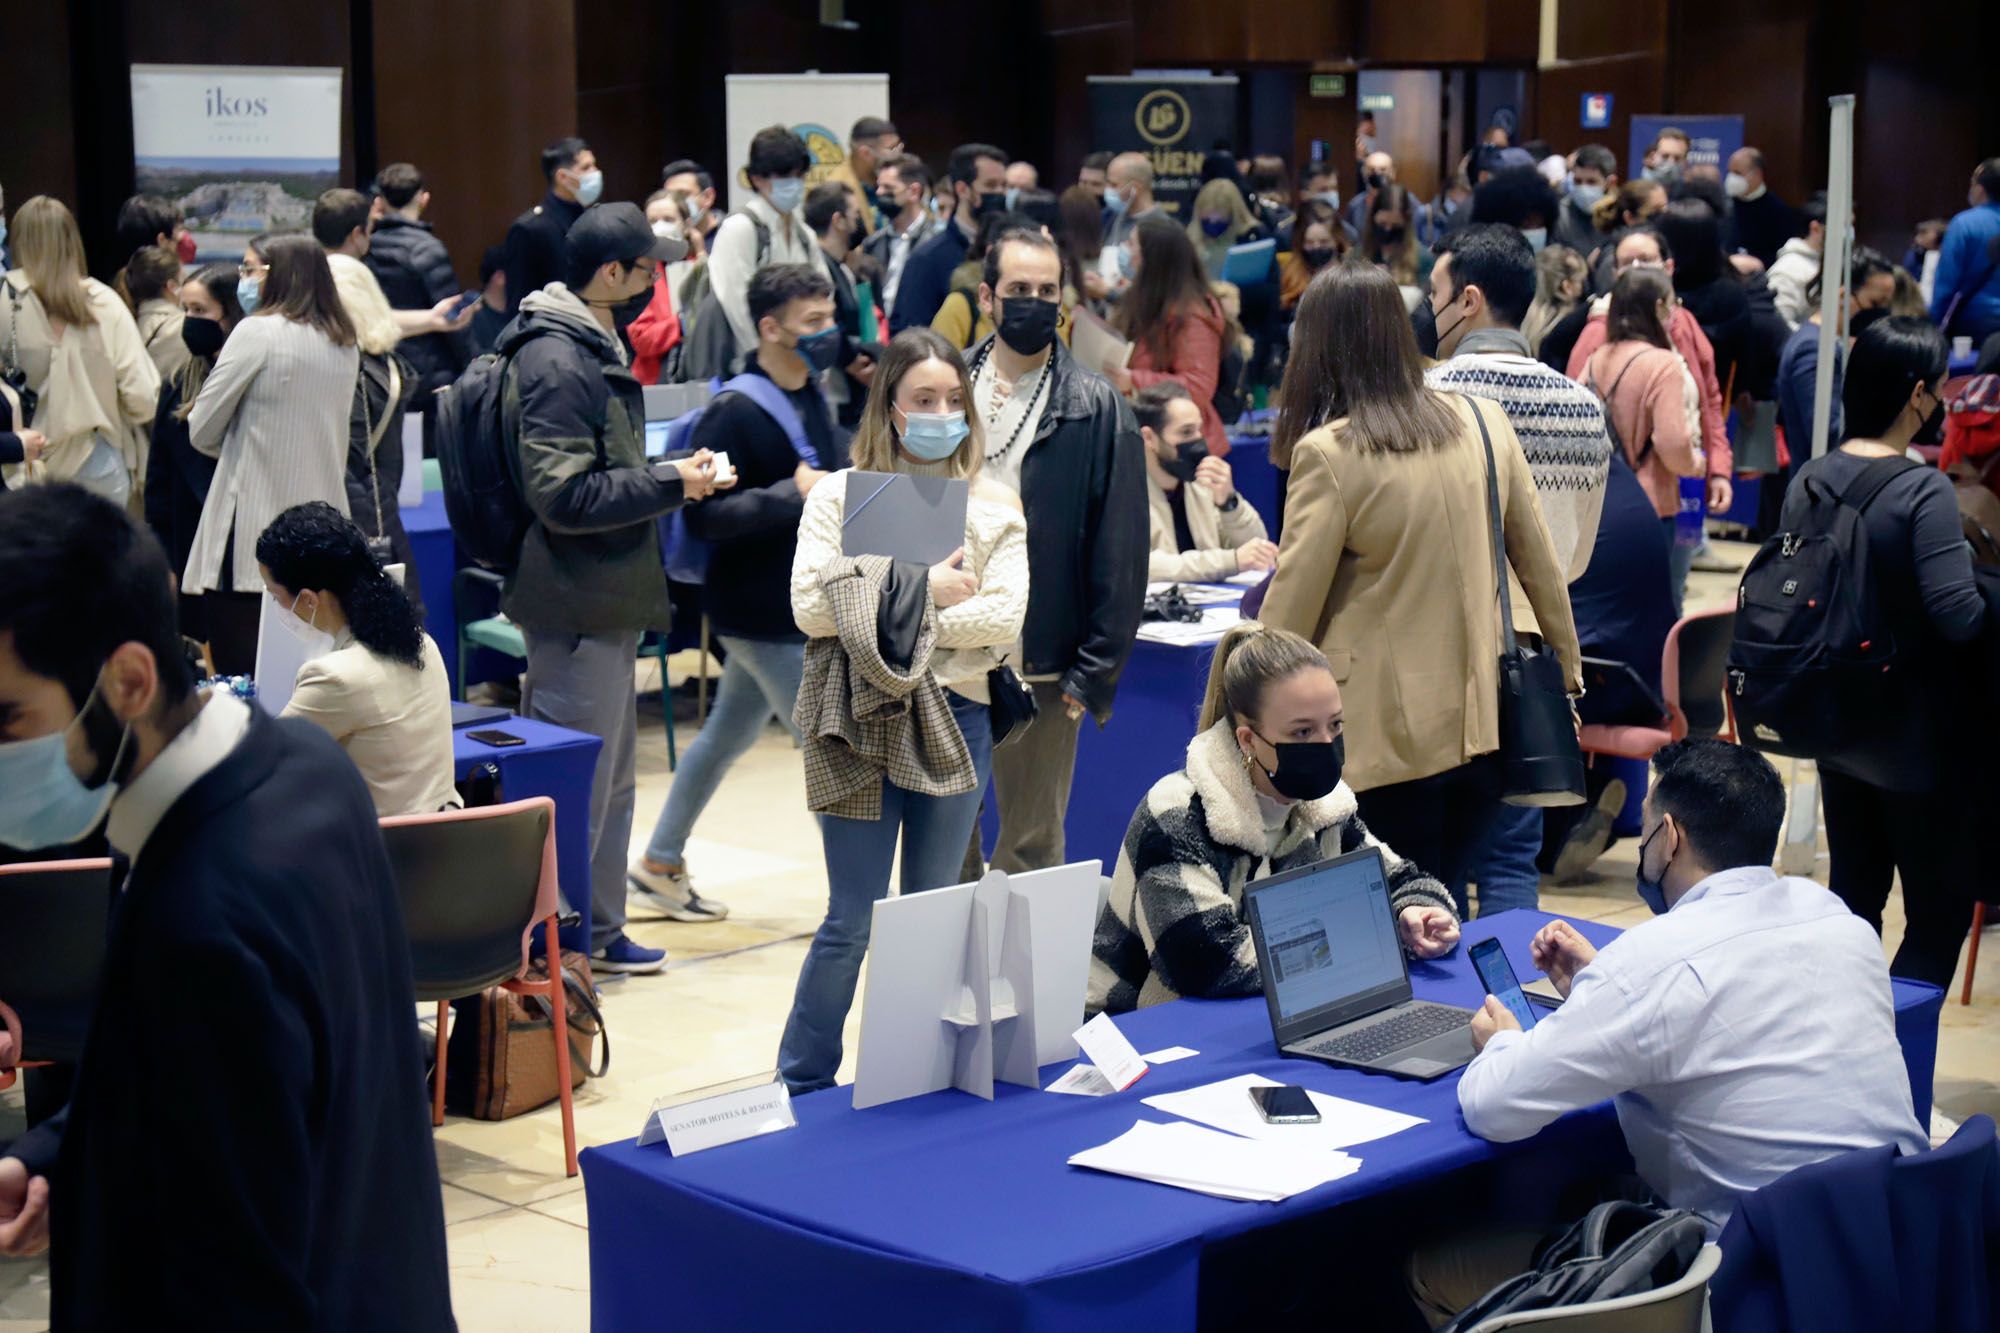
top-left (1461, 740), bottom-right (1927, 1226)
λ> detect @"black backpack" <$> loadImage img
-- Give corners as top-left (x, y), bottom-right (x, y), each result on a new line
top-left (1440, 1201), bottom-right (1708, 1332)
top-left (676, 212), bottom-right (770, 384)
top-left (433, 330), bottom-right (547, 572)
top-left (1727, 457), bottom-right (1917, 757)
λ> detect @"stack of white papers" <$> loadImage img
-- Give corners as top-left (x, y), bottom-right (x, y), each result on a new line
top-left (1069, 1120), bottom-right (1360, 1201)
top-left (1136, 605), bottom-right (1242, 645)
top-left (1142, 1074), bottom-right (1427, 1151)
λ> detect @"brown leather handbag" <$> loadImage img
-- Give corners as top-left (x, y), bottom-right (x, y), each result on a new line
top-left (444, 949), bottom-right (609, 1121)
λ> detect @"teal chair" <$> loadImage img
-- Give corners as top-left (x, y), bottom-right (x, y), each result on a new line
top-left (453, 568), bottom-right (677, 769)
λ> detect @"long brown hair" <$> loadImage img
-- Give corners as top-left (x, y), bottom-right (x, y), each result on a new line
top-left (1196, 622), bottom-right (1331, 733)
top-left (849, 328), bottom-right (986, 480)
top-left (1114, 215), bottom-right (1216, 363)
top-left (1361, 183), bottom-right (1420, 286)
top-left (1604, 267), bottom-right (1676, 350)
top-left (1273, 261), bottom-right (1461, 464)
top-left (1056, 185), bottom-right (1103, 273)
top-left (10, 196), bottom-right (95, 328)
top-left (254, 233), bottom-right (357, 348)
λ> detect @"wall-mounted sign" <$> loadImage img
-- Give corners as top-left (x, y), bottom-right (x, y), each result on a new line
top-left (1580, 93), bottom-right (1613, 130)
top-left (1309, 74), bottom-right (1347, 99)
top-left (1087, 76), bottom-right (1238, 218)
top-left (1358, 92), bottom-right (1396, 113)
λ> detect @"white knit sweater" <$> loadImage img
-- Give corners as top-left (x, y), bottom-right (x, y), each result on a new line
top-left (791, 468), bottom-right (1029, 702)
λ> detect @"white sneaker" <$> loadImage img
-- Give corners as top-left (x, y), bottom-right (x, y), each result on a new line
top-left (627, 862), bottom-right (730, 922)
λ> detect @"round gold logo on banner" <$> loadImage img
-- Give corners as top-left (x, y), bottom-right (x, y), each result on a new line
top-left (1134, 90), bottom-right (1192, 148)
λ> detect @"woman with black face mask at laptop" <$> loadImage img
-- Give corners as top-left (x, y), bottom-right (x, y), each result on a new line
top-left (1087, 622), bottom-right (1460, 1015)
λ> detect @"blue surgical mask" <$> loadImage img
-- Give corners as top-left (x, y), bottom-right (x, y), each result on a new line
top-left (896, 408), bottom-right (970, 461)
top-left (0, 217), bottom-right (8, 252)
top-left (793, 324), bottom-right (842, 372)
top-left (575, 169), bottom-right (605, 206)
top-left (0, 679), bottom-right (131, 851)
top-left (1201, 217), bottom-right (1231, 239)
top-left (1004, 187), bottom-right (1022, 212)
top-left (1522, 227), bottom-right (1548, 253)
top-left (1104, 186), bottom-right (1128, 216)
top-left (1634, 820), bottom-right (1671, 915)
top-left (1117, 246), bottom-right (1136, 280)
top-left (770, 177), bottom-right (806, 214)
top-left (1311, 190), bottom-right (1340, 210)
top-left (1570, 182), bottom-right (1605, 210)
top-left (236, 275), bottom-right (261, 312)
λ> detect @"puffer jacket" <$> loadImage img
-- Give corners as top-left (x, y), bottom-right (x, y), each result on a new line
top-left (499, 284), bottom-right (686, 636)
top-left (966, 336), bottom-right (1148, 722)
top-left (365, 215), bottom-right (467, 385)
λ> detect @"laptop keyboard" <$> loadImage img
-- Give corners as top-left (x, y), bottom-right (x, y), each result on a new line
top-left (1300, 1003), bottom-right (1468, 1064)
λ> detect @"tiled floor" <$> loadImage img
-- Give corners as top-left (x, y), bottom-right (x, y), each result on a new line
top-left (2, 543), bottom-right (1995, 1332)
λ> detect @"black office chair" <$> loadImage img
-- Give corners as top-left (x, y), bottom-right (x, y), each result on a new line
top-left (379, 798), bottom-right (581, 1176)
top-left (0, 858), bottom-right (115, 1083)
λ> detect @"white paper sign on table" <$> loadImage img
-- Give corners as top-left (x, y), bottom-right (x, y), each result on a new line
top-left (1069, 1119), bottom-right (1360, 1202)
top-left (1072, 1012), bottom-right (1149, 1091)
top-left (1140, 1046), bottom-right (1200, 1064)
top-left (637, 1078), bottom-right (796, 1157)
top-left (1045, 1065), bottom-right (1117, 1096)
top-left (1143, 1073), bottom-right (1427, 1151)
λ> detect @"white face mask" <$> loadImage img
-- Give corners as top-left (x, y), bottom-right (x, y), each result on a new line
top-left (1725, 172), bottom-right (1751, 199)
top-left (1570, 182), bottom-right (1605, 209)
top-left (652, 220), bottom-right (685, 242)
top-left (1522, 227), bottom-right (1548, 253)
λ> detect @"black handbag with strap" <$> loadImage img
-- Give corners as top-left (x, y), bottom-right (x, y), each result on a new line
top-left (1470, 398), bottom-right (1587, 807)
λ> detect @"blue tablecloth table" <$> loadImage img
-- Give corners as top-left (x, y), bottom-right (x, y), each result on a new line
top-left (580, 909), bottom-right (1944, 1331)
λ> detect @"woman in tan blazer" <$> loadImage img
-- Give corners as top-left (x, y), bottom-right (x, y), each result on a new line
top-left (1260, 262), bottom-right (1581, 912)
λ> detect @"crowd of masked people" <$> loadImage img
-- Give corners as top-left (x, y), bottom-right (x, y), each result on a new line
top-left (0, 117), bottom-right (1996, 1326)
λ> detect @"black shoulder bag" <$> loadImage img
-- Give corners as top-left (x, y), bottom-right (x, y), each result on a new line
top-left (1471, 398), bottom-right (1587, 807)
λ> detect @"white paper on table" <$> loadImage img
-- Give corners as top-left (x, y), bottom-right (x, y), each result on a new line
top-left (1069, 1120), bottom-right (1360, 1201)
top-left (398, 414), bottom-right (424, 509)
top-left (1072, 1012), bottom-right (1149, 1091)
top-left (1224, 569), bottom-right (1267, 587)
top-left (1141, 1046), bottom-right (1199, 1064)
top-left (1143, 1073), bottom-right (1427, 1151)
top-left (1046, 1065), bottom-right (1117, 1096)
top-left (1069, 307), bottom-right (1133, 376)
top-left (1136, 606), bottom-right (1242, 646)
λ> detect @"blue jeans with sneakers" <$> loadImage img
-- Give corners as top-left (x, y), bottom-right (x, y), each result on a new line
top-left (777, 692), bottom-right (992, 1094)
top-left (643, 635), bottom-right (805, 867)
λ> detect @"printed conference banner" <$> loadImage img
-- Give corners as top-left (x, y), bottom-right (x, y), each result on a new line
top-left (130, 64), bottom-right (344, 264)
top-left (723, 74), bottom-right (892, 214)
top-left (1086, 76), bottom-right (1239, 220)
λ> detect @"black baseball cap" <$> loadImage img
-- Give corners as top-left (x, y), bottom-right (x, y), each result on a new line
top-left (564, 201), bottom-right (688, 285)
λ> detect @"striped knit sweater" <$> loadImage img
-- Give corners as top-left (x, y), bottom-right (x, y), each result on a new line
top-left (1427, 344), bottom-right (1613, 581)
top-left (1087, 720), bottom-right (1456, 1015)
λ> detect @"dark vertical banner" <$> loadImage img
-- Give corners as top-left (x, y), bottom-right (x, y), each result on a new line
top-left (1086, 76), bottom-right (1239, 219)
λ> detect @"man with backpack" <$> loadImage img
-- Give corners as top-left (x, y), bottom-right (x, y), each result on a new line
top-left (498, 202), bottom-right (723, 973)
top-left (626, 263), bottom-right (844, 921)
top-left (1411, 740), bottom-right (1927, 1323)
top-left (698, 126), bottom-right (818, 378)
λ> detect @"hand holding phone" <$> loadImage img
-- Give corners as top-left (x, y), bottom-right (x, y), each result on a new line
top-left (1248, 1084), bottom-right (1320, 1124)
top-left (449, 289), bottom-right (483, 319)
top-left (1469, 938), bottom-right (1536, 1031)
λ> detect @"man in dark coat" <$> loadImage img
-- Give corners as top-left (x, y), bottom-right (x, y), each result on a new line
top-left (502, 137), bottom-right (600, 316)
top-left (0, 486), bottom-right (455, 1330)
top-left (366, 161), bottom-right (470, 391)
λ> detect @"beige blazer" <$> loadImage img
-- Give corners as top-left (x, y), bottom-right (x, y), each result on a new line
top-left (281, 632), bottom-right (460, 816)
top-left (1259, 394), bottom-right (1582, 793)
top-left (1144, 470), bottom-right (1269, 584)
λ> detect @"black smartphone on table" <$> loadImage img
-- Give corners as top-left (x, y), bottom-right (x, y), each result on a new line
top-left (465, 728), bottom-right (527, 748)
top-left (1469, 938), bottom-right (1537, 1030)
top-left (1248, 1084), bottom-right (1320, 1124)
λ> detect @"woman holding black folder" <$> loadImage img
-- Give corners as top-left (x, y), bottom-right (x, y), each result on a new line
top-left (778, 328), bottom-right (1030, 1094)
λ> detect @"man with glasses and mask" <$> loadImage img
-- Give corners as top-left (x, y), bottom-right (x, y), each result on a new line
top-left (959, 228), bottom-right (1146, 875)
top-left (0, 486), bottom-right (455, 1327)
top-left (628, 262), bottom-right (844, 925)
top-left (1410, 739), bottom-right (1927, 1324)
top-left (502, 203), bottom-right (723, 975)
top-left (892, 142), bottom-right (1008, 333)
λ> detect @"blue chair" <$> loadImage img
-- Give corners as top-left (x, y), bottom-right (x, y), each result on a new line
top-left (453, 567), bottom-right (678, 769)
top-left (1711, 1114), bottom-right (2000, 1331)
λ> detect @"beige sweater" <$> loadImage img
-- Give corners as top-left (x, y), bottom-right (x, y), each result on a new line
top-left (1144, 467), bottom-right (1268, 583)
top-left (791, 467), bottom-right (1029, 703)
top-left (0, 273), bottom-right (159, 481)
top-left (281, 631), bottom-right (459, 816)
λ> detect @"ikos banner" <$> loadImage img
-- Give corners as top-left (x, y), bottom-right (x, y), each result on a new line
top-left (1628, 114), bottom-right (1743, 183)
top-left (723, 74), bottom-right (891, 213)
top-left (130, 64), bottom-right (344, 263)
top-left (1087, 76), bottom-right (1239, 219)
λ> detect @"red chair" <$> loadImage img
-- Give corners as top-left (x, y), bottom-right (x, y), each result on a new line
top-left (1964, 902), bottom-right (1987, 1007)
top-left (1578, 607), bottom-right (1739, 763)
top-left (378, 798), bottom-right (579, 1177)
top-left (0, 858), bottom-right (115, 1091)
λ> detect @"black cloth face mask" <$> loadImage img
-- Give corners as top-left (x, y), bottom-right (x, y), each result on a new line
top-left (1166, 438), bottom-right (1208, 483)
top-left (1250, 732), bottom-right (1345, 802)
top-left (181, 316), bottom-right (226, 359)
top-left (997, 296), bottom-right (1060, 356)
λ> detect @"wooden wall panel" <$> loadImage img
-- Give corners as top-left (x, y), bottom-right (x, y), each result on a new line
top-left (374, 0), bottom-right (576, 290)
top-left (0, 1), bottom-right (79, 218)
top-left (1536, 54), bottom-right (1666, 175)
top-left (1555, 0), bottom-right (1668, 63)
top-left (1365, 0), bottom-right (1488, 65)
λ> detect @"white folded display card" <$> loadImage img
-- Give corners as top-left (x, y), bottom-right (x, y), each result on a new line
top-left (638, 1075), bottom-right (796, 1157)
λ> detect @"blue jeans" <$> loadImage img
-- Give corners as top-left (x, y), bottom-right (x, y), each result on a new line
top-left (642, 635), bottom-right (804, 866)
top-left (778, 692), bottom-right (993, 1093)
top-left (1664, 517), bottom-right (1695, 617)
top-left (1471, 803), bottom-right (1543, 917)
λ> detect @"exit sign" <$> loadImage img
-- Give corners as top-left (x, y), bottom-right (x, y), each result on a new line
top-left (1309, 74), bottom-right (1347, 99)
top-left (1358, 92), bottom-right (1395, 113)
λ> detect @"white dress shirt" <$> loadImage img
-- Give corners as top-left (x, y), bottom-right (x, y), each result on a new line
top-left (1458, 866), bottom-right (1928, 1232)
top-left (105, 690), bottom-right (251, 863)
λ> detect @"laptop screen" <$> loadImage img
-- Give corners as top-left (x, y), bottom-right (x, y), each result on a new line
top-left (644, 419), bottom-right (672, 460)
top-left (1253, 853), bottom-right (1405, 1023)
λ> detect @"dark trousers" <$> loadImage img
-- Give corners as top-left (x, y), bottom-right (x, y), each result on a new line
top-left (1819, 767), bottom-right (1979, 991)
top-left (1355, 753), bottom-right (1505, 919)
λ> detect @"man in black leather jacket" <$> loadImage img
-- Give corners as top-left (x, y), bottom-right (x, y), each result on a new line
top-left (960, 227), bottom-right (1148, 873)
